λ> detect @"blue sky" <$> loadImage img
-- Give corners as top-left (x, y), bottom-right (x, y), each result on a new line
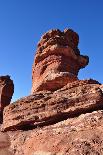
top-left (0, 0), bottom-right (103, 101)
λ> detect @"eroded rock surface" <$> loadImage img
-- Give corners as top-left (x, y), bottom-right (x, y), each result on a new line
top-left (7, 110), bottom-right (103, 155)
top-left (0, 131), bottom-right (13, 155)
top-left (0, 28), bottom-right (103, 155)
top-left (32, 29), bottom-right (89, 93)
top-left (0, 75), bottom-right (14, 123)
top-left (2, 79), bottom-right (103, 131)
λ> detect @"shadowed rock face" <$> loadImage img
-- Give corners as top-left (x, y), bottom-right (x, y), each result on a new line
top-left (32, 29), bottom-right (89, 93)
top-left (0, 132), bottom-right (13, 155)
top-left (0, 75), bottom-right (14, 123)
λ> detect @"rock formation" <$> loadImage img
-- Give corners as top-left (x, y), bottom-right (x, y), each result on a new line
top-left (0, 28), bottom-right (103, 155)
top-left (6, 110), bottom-right (103, 155)
top-left (0, 75), bottom-right (14, 123)
top-left (2, 79), bottom-right (103, 131)
top-left (32, 29), bottom-right (89, 93)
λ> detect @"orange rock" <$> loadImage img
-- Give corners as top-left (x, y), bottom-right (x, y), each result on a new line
top-left (1, 28), bottom-right (103, 155)
top-left (7, 110), bottom-right (103, 155)
top-left (32, 29), bottom-right (89, 93)
top-left (2, 79), bottom-right (103, 131)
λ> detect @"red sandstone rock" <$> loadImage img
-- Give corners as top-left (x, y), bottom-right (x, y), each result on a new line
top-left (0, 28), bottom-right (103, 155)
top-left (32, 29), bottom-right (89, 93)
top-left (0, 75), bottom-right (14, 123)
top-left (2, 79), bottom-right (103, 131)
top-left (6, 110), bottom-right (103, 155)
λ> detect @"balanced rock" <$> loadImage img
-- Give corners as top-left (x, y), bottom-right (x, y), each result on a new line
top-left (31, 29), bottom-right (89, 93)
top-left (0, 75), bottom-right (14, 122)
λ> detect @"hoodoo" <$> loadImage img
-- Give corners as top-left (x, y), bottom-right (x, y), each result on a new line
top-left (0, 29), bottom-right (103, 155)
top-left (32, 29), bottom-right (89, 93)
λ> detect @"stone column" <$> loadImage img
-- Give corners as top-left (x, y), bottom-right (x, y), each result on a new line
top-left (32, 29), bottom-right (89, 93)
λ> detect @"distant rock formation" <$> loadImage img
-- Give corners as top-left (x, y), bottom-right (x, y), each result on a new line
top-left (0, 75), bottom-right (14, 123)
top-left (0, 28), bottom-right (103, 155)
top-left (31, 29), bottom-right (89, 93)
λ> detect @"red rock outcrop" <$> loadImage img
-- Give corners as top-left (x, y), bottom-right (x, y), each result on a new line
top-left (32, 29), bottom-right (89, 93)
top-left (2, 79), bottom-right (103, 131)
top-left (0, 75), bottom-right (14, 123)
top-left (0, 28), bottom-right (103, 155)
top-left (7, 110), bottom-right (103, 155)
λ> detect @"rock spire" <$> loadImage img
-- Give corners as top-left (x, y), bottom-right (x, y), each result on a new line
top-left (32, 29), bottom-right (89, 93)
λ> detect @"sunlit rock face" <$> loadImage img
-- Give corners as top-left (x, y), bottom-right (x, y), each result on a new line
top-left (2, 79), bottom-right (103, 132)
top-left (1, 28), bottom-right (103, 155)
top-left (0, 75), bottom-right (14, 123)
top-left (31, 29), bottom-right (89, 93)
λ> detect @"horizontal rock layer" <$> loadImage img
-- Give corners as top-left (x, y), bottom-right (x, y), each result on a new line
top-left (2, 79), bottom-right (103, 131)
top-left (7, 110), bottom-right (103, 155)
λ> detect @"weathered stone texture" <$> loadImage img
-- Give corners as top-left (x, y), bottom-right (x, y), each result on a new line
top-left (0, 131), bottom-right (13, 155)
top-left (0, 28), bottom-right (103, 155)
top-left (0, 75), bottom-right (14, 122)
top-left (32, 29), bottom-right (89, 93)
top-left (7, 110), bottom-right (103, 155)
top-left (2, 79), bottom-right (103, 131)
